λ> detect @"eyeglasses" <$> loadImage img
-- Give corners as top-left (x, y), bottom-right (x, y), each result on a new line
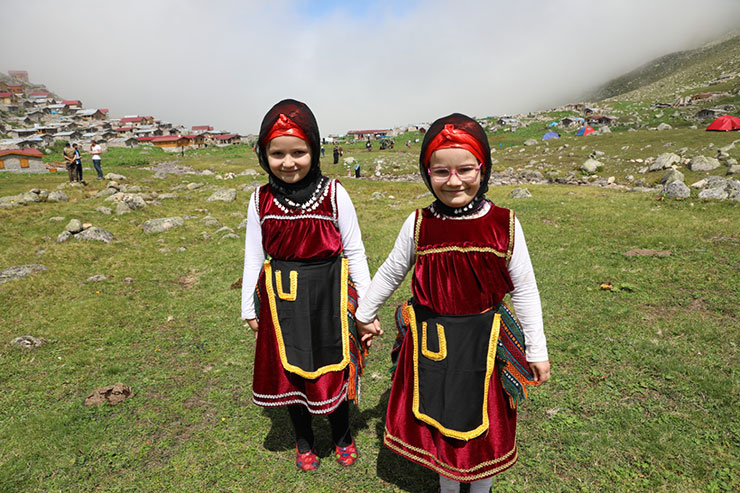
top-left (427, 163), bottom-right (482, 183)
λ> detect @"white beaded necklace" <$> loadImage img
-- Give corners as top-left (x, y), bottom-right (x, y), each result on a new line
top-left (272, 177), bottom-right (330, 214)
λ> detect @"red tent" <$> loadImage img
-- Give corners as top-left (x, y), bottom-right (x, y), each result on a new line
top-left (576, 126), bottom-right (595, 136)
top-left (706, 115), bottom-right (740, 131)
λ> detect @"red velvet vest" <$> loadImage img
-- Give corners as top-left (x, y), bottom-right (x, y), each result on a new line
top-left (412, 203), bottom-right (515, 315)
top-left (257, 179), bottom-right (343, 260)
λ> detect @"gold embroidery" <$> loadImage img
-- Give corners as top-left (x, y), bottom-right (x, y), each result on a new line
top-left (384, 430), bottom-right (517, 480)
top-left (275, 270), bottom-right (297, 301)
top-left (410, 304), bottom-right (501, 441)
top-left (264, 259), bottom-right (350, 379)
top-left (414, 209), bottom-right (422, 250)
top-left (421, 322), bottom-right (446, 361)
top-left (416, 245), bottom-right (507, 258)
top-left (506, 209), bottom-right (514, 264)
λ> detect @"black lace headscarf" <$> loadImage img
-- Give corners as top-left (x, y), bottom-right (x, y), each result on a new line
top-left (257, 99), bottom-right (324, 206)
top-left (419, 113), bottom-right (492, 216)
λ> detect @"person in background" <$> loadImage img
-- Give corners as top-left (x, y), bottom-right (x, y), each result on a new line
top-left (63, 142), bottom-right (76, 183)
top-left (90, 140), bottom-right (103, 180)
top-left (72, 143), bottom-right (84, 183)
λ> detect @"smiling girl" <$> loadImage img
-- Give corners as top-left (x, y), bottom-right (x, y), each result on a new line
top-left (356, 113), bottom-right (550, 493)
top-left (241, 99), bottom-right (378, 471)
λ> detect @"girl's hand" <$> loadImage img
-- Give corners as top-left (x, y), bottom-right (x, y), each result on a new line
top-left (529, 361), bottom-right (551, 384)
top-left (357, 318), bottom-right (383, 349)
top-left (244, 318), bottom-right (259, 334)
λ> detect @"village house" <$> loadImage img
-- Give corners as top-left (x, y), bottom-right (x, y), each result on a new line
top-left (192, 125), bottom-right (213, 133)
top-left (28, 91), bottom-right (49, 100)
top-left (75, 109), bottom-right (107, 121)
top-left (0, 92), bottom-right (15, 104)
top-left (136, 136), bottom-right (155, 145)
top-left (151, 135), bottom-right (189, 151)
top-left (561, 116), bottom-right (585, 128)
top-left (108, 137), bottom-right (139, 148)
top-left (7, 84), bottom-right (25, 96)
top-left (184, 134), bottom-right (205, 148)
top-left (53, 130), bottom-right (83, 141)
top-left (587, 115), bottom-right (616, 126)
top-left (212, 134), bottom-right (241, 146)
top-left (346, 129), bottom-right (390, 141)
top-left (8, 70), bottom-right (29, 82)
top-left (695, 108), bottom-right (726, 120)
top-left (0, 148), bottom-right (46, 173)
top-left (61, 100), bottom-right (82, 110)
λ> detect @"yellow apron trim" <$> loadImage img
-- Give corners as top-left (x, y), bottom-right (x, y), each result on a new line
top-left (421, 322), bottom-right (447, 361)
top-left (264, 259), bottom-right (350, 379)
top-left (416, 245), bottom-right (507, 258)
top-left (506, 209), bottom-right (514, 265)
top-left (410, 305), bottom-right (501, 441)
top-left (274, 269), bottom-right (297, 301)
top-left (384, 430), bottom-right (517, 481)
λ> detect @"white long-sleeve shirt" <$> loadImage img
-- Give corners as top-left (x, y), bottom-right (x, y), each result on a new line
top-left (355, 203), bottom-right (548, 362)
top-left (241, 182), bottom-right (372, 321)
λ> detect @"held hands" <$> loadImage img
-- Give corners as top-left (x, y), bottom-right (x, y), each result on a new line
top-left (529, 360), bottom-right (551, 384)
top-left (244, 318), bottom-right (259, 336)
top-left (356, 318), bottom-right (383, 349)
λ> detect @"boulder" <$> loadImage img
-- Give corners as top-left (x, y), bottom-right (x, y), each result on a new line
top-left (523, 139), bottom-right (538, 146)
top-left (202, 216), bottom-right (221, 228)
top-left (688, 156), bottom-right (721, 171)
top-left (664, 181), bottom-right (690, 199)
top-left (56, 231), bottom-right (71, 243)
top-left (47, 191), bottom-right (69, 202)
top-left (65, 219), bottom-right (83, 234)
top-left (75, 227), bottom-right (115, 243)
top-left (186, 182), bottom-right (204, 190)
top-left (580, 159), bottom-right (603, 174)
top-left (21, 192), bottom-right (41, 203)
top-left (116, 202), bottom-right (132, 215)
top-left (142, 217), bottom-right (185, 234)
top-left (220, 233), bottom-right (241, 240)
top-left (510, 188), bottom-right (533, 199)
top-left (11, 335), bottom-right (44, 349)
top-left (96, 206), bottom-right (112, 215)
top-left (122, 194), bottom-right (147, 210)
top-left (0, 264), bottom-right (47, 284)
top-left (656, 123), bottom-right (672, 130)
top-left (727, 165), bottom-right (740, 175)
top-left (649, 153), bottom-right (680, 172)
top-left (85, 274), bottom-right (108, 283)
top-left (94, 187), bottom-right (117, 198)
top-left (698, 188), bottom-right (729, 200)
top-left (157, 193), bottom-right (178, 200)
top-left (104, 173), bottom-right (127, 180)
top-left (207, 189), bottom-right (237, 202)
top-left (660, 169), bottom-right (684, 185)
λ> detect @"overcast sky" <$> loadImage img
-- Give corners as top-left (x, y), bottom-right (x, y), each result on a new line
top-left (2, 0), bottom-right (740, 135)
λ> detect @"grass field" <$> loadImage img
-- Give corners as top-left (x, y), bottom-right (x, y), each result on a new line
top-left (1, 142), bottom-right (739, 492)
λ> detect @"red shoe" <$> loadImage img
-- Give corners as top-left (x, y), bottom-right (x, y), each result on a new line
top-left (296, 447), bottom-right (320, 471)
top-left (334, 441), bottom-right (358, 466)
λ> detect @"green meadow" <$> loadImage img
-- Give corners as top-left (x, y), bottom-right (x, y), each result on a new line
top-left (1, 142), bottom-right (739, 492)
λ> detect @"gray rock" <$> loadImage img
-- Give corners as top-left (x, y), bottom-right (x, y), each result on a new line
top-left (664, 181), bottom-right (690, 199)
top-left (157, 193), bottom-right (178, 200)
top-left (56, 231), bottom-right (72, 243)
top-left (96, 206), bottom-right (112, 215)
top-left (649, 153), bottom-right (680, 172)
top-left (95, 187), bottom-right (118, 198)
top-left (75, 227), bottom-right (115, 243)
top-left (107, 181), bottom-right (120, 190)
top-left (177, 247), bottom-right (187, 252)
top-left (580, 159), bottom-right (603, 174)
top-left (21, 192), bottom-right (41, 203)
top-left (11, 335), bottom-right (44, 349)
top-left (656, 123), bottom-right (672, 130)
top-left (202, 216), bottom-right (221, 228)
top-left (119, 184), bottom-right (142, 193)
top-left (49, 216), bottom-right (65, 222)
top-left (0, 264), bottom-right (47, 284)
top-left (215, 226), bottom-right (235, 234)
top-left (116, 202), bottom-right (132, 215)
top-left (599, 126), bottom-right (611, 134)
top-left (730, 191), bottom-right (740, 202)
top-left (727, 179), bottom-right (740, 193)
top-left (154, 170), bottom-right (168, 179)
top-left (142, 217), bottom-right (185, 234)
top-left (47, 191), bottom-right (69, 202)
top-left (698, 188), bottom-right (729, 200)
top-left (104, 173), bottom-right (127, 180)
top-left (186, 182), bottom-right (204, 190)
top-left (122, 194), bottom-right (147, 210)
top-left (660, 169), bottom-right (684, 185)
top-left (688, 156), bottom-right (721, 171)
top-left (237, 218), bottom-right (247, 230)
top-left (727, 165), bottom-right (740, 175)
top-left (123, 277), bottom-right (134, 284)
top-left (220, 233), bottom-right (240, 240)
top-left (705, 176), bottom-right (728, 189)
top-left (85, 274), bottom-right (108, 283)
top-left (239, 169), bottom-right (259, 176)
top-left (207, 189), bottom-right (237, 202)
top-left (66, 219), bottom-right (83, 233)
top-left (510, 188), bottom-right (532, 199)
top-left (523, 139), bottom-right (538, 146)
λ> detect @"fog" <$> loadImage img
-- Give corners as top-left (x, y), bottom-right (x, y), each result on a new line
top-left (2, 0), bottom-right (739, 135)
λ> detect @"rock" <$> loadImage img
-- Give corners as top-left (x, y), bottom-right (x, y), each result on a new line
top-left (690, 179), bottom-right (707, 189)
top-left (142, 217), bottom-right (185, 234)
top-left (94, 187), bottom-right (117, 198)
top-left (215, 226), bottom-right (235, 235)
top-left (0, 264), bottom-right (47, 284)
top-left (704, 176), bottom-right (728, 189)
top-left (157, 193), bottom-right (178, 200)
top-left (344, 157), bottom-right (357, 164)
top-left (664, 181), bottom-right (690, 199)
top-left (523, 139), bottom-right (538, 146)
top-left (56, 231), bottom-right (72, 243)
top-left (116, 202), bottom-right (132, 215)
top-left (237, 218), bottom-right (247, 230)
top-left (96, 206), bottom-right (112, 215)
top-left (186, 182), bottom-right (204, 190)
top-left (656, 123), bottom-right (672, 130)
top-left (154, 170), bottom-right (168, 179)
top-left (123, 194), bottom-right (147, 210)
top-left (727, 165), bottom-right (740, 175)
top-left (207, 189), bottom-right (237, 202)
top-left (123, 277), bottom-right (134, 284)
top-left (177, 247), bottom-right (187, 252)
top-left (83, 383), bottom-right (133, 406)
top-left (202, 216), bottom-right (221, 228)
top-left (65, 219), bottom-right (83, 233)
top-left (698, 188), bottom-right (729, 200)
top-left (581, 159), bottom-right (603, 173)
top-left (104, 173), bottom-right (127, 180)
top-left (49, 216), bottom-right (65, 222)
top-left (239, 169), bottom-right (258, 176)
top-left (649, 153), bottom-right (680, 172)
top-left (220, 233), bottom-right (240, 240)
top-left (118, 184), bottom-right (142, 193)
top-left (660, 169), bottom-right (684, 185)
top-left (85, 274), bottom-right (108, 283)
top-left (47, 191), bottom-right (69, 202)
top-left (75, 227), bottom-right (115, 243)
top-left (510, 188), bottom-right (532, 199)
top-left (688, 156), bottom-right (721, 171)
top-left (21, 192), bottom-right (41, 203)
top-left (82, 223), bottom-right (92, 230)
top-left (11, 335), bottom-right (44, 349)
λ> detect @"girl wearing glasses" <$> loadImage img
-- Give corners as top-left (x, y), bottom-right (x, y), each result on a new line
top-left (356, 113), bottom-right (550, 493)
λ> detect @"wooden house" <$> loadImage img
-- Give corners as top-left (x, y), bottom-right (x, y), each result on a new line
top-left (61, 100), bottom-right (82, 109)
top-left (212, 134), bottom-right (241, 146)
top-left (151, 135), bottom-right (189, 151)
top-left (28, 91), bottom-right (49, 99)
top-left (7, 84), bottom-right (25, 95)
top-left (346, 129), bottom-right (390, 141)
top-left (0, 92), bottom-right (14, 104)
top-left (192, 125), bottom-right (213, 133)
top-left (183, 134), bottom-right (205, 148)
top-left (0, 149), bottom-right (46, 173)
top-left (108, 137), bottom-right (139, 148)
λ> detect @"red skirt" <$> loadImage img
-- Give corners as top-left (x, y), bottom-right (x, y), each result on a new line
top-left (384, 307), bottom-right (518, 482)
top-left (251, 263), bottom-right (363, 415)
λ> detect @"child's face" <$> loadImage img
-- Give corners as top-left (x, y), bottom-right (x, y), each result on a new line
top-left (266, 136), bottom-right (312, 183)
top-left (428, 148), bottom-right (481, 209)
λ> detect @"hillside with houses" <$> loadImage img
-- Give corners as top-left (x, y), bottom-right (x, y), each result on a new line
top-left (0, 70), bottom-right (248, 171)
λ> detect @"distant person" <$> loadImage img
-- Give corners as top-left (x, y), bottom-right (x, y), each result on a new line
top-left (63, 142), bottom-right (76, 182)
top-left (90, 140), bottom-right (103, 180)
top-left (321, 145), bottom-right (325, 158)
top-left (338, 145), bottom-right (343, 157)
top-left (365, 140), bottom-right (371, 152)
top-left (354, 162), bottom-right (360, 178)
top-left (72, 143), bottom-right (83, 183)
top-left (333, 145), bottom-right (339, 164)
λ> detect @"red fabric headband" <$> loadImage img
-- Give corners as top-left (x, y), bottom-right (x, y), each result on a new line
top-left (422, 124), bottom-right (486, 167)
top-left (261, 113), bottom-right (309, 146)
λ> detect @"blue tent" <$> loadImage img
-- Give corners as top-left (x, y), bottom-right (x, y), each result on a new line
top-left (542, 131), bottom-right (560, 140)
top-left (576, 126), bottom-right (595, 136)
top-left (548, 122), bottom-right (558, 127)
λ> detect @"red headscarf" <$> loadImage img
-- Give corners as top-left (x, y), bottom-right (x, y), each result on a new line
top-left (260, 113), bottom-right (309, 146)
top-left (421, 123), bottom-right (487, 167)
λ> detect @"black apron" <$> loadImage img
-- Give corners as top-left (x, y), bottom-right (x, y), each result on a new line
top-left (408, 304), bottom-right (500, 441)
top-left (264, 256), bottom-right (350, 379)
